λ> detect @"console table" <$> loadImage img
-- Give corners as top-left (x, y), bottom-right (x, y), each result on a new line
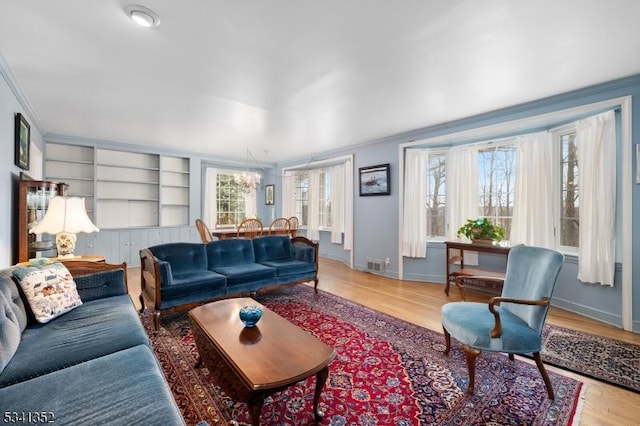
top-left (444, 241), bottom-right (511, 300)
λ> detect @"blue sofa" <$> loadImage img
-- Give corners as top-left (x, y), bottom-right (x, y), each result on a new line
top-left (140, 235), bottom-right (318, 330)
top-left (0, 261), bottom-right (185, 425)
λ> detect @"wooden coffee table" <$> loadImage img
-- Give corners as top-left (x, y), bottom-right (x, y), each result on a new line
top-left (188, 297), bottom-right (336, 425)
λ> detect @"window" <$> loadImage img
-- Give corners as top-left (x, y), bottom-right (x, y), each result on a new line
top-left (478, 143), bottom-right (516, 239)
top-left (426, 151), bottom-right (446, 237)
top-left (215, 172), bottom-right (247, 223)
top-left (425, 128), bottom-right (580, 248)
top-left (292, 172), bottom-right (308, 225)
top-left (292, 169), bottom-right (331, 228)
top-left (559, 131), bottom-right (579, 248)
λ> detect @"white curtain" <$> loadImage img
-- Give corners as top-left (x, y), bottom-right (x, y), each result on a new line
top-left (203, 167), bottom-right (218, 228)
top-left (401, 149), bottom-right (428, 258)
top-left (306, 169), bottom-right (321, 241)
top-left (446, 145), bottom-right (479, 264)
top-left (281, 170), bottom-right (296, 218)
top-left (511, 131), bottom-right (555, 248)
top-left (330, 163), bottom-right (345, 244)
top-left (446, 145), bottom-right (479, 240)
top-left (343, 159), bottom-right (353, 251)
top-left (576, 110), bottom-right (616, 286)
top-left (244, 174), bottom-right (259, 219)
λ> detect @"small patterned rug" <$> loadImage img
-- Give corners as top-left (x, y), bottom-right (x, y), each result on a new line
top-left (142, 286), bottom-right (585, 425)
top-left (542, 324), bottom-right (640, 393)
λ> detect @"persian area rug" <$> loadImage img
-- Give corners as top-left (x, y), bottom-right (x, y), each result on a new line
top-left (142, 286), bottom-right (585, 425)
top-left (542, 324), bottom-right (640, 393)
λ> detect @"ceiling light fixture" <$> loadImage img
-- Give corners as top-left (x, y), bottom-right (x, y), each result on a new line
top-left (125, 5), bottom-right (160, 28)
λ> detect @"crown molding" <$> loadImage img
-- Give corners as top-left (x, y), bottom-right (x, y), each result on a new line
top-left (0, 50), bottom-right (44, 134)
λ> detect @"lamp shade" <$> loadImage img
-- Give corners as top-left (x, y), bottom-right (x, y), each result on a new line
top-left (30, 196), bottom-right (99, 235)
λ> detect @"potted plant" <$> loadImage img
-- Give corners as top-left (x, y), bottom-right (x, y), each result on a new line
top-left (456, 217), bottom-right (505, 244)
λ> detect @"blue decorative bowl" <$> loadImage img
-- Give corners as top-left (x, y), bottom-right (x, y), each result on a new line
top-left (239, 305), bottom-right (262, 328)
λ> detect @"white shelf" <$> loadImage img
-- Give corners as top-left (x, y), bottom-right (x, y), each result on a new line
top-left (45, 144), bottom-right (190, 230)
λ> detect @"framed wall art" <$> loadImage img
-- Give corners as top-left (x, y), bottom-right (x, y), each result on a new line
top-left (15, 113), bottom-right (30, 170)
top-left (359, 163), bottom-right (390, 196)
top-left (265, 184), bottom-right (275, 205)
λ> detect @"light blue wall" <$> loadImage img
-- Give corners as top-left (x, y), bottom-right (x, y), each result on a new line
top-left (277, 74), bottom-right (640, 332)
top-left (0, 68), bottom-right (45, 267)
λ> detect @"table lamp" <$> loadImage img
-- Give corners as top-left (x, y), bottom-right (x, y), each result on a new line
top-left (29, 196), bottom-right (99, 259)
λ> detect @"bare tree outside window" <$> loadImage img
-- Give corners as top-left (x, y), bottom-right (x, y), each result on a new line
top-left (478, 144), bottom-right (515, 239)
top-left (426, 153), bottom-right (446, 237)
top-left (420, 128), bottom-right (583, 248)
top-left (561, 132), bottom-right (579, 247)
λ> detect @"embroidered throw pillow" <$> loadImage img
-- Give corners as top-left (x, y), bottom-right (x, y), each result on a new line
top-left (12, 262), bottom-right (82, 323)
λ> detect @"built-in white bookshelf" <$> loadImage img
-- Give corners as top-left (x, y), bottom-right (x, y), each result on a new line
top-left (95, 149), bottom-right (160, 228)
top-left (45, 143), bottom-right (95, 220)
top-left (160, 156), bottom-right (189, 226)
top-left (44, 143), bottom-right (191, 230)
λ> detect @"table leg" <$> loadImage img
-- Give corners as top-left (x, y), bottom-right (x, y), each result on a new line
top-left (247, 393), bottom-right (265, 426)
top-left (313, 366), bottom-right (330, 421)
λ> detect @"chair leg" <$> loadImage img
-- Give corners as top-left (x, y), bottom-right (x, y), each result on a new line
top-left (463, 345), bottom-right (481, 395)
top-left (508, 353), bottom-right (515, 361)
top-left (443, 327), bottom-right (451, 355)
top-left (533, 352), bottom-right (555, 400)
top-left (153, 311), bottom-right (161, 332)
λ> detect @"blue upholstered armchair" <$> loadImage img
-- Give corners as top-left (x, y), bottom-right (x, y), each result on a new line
top-left (441, 245), bottom-right (564, 399)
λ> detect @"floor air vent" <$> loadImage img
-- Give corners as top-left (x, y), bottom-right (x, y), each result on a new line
top-left (366, 258), bottom-right (384, 274)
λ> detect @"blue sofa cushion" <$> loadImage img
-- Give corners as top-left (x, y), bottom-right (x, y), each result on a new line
top-left (0, 291), bottom-right (21, 375)
top-left (206, 238), bottom-right (256, 267)
top-left (160, 270), bottom-right (227, 302)
top-left (150, 242), bottom-right (208, 275)
top-left (291, 242), bottom-right (316, 263)
top-left (252, 235), bottom-right (291, 262)
top-left (0, 345), bottom-right (185, 425)
top-left (0, 295), bottom-right (149, 387)
top-left (0, 268), bottom-right (28, 332)
top-left (259, 259), bottom-right (315, 277)
top-left (213, 263), bottom-right (276, 287)
top-left (441, 302), bottom-right (542, 353)
top-left (74, 268), bottom-right (127, 301)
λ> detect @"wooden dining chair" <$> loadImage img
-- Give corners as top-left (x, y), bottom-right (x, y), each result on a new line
top-left (269, 217), bottom-right (290, 235)
top-left (195, 219), bottom-right (214, 243)
top-left (237, 218), bottom-right (263, 239)
top-left (288, 216), bottom-right (299, 237)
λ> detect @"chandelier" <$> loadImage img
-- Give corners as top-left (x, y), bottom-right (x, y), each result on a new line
top-left (235, 171), bottom-right (261, 195)
top-left (235, 148), bottom-right (262, 195)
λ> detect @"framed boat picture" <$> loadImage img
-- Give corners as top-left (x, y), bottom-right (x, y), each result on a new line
top-left (359, 163), bottom-right (390, 196)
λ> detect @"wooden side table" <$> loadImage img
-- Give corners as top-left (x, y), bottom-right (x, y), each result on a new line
top-left (51, 255), bottom-right (106, 263)
top-left (444, 241), bottom-right (510, 300)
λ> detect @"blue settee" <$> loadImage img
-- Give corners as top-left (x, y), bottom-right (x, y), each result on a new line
top-left (139, 235), bottom-right (319, 330)
top-left (0, 261), bottom-right (184, 425)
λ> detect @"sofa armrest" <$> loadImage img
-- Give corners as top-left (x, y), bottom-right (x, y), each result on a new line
top-left (291, 236), bottom-right (319, 265)
top-left (140, 248), bottom-right (176, 314)
top-left (66, 261), bottom-right (128, 302)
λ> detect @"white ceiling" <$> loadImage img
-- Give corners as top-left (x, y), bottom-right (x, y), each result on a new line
top-left (2, 1), bottom-right (640, 163)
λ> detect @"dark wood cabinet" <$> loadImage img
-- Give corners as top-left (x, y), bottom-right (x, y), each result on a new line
top-left (18, 174), bottom-right (68, 262)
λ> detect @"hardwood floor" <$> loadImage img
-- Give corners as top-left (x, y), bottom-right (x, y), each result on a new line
top-left (127, 258), bottom-right (640, 426)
